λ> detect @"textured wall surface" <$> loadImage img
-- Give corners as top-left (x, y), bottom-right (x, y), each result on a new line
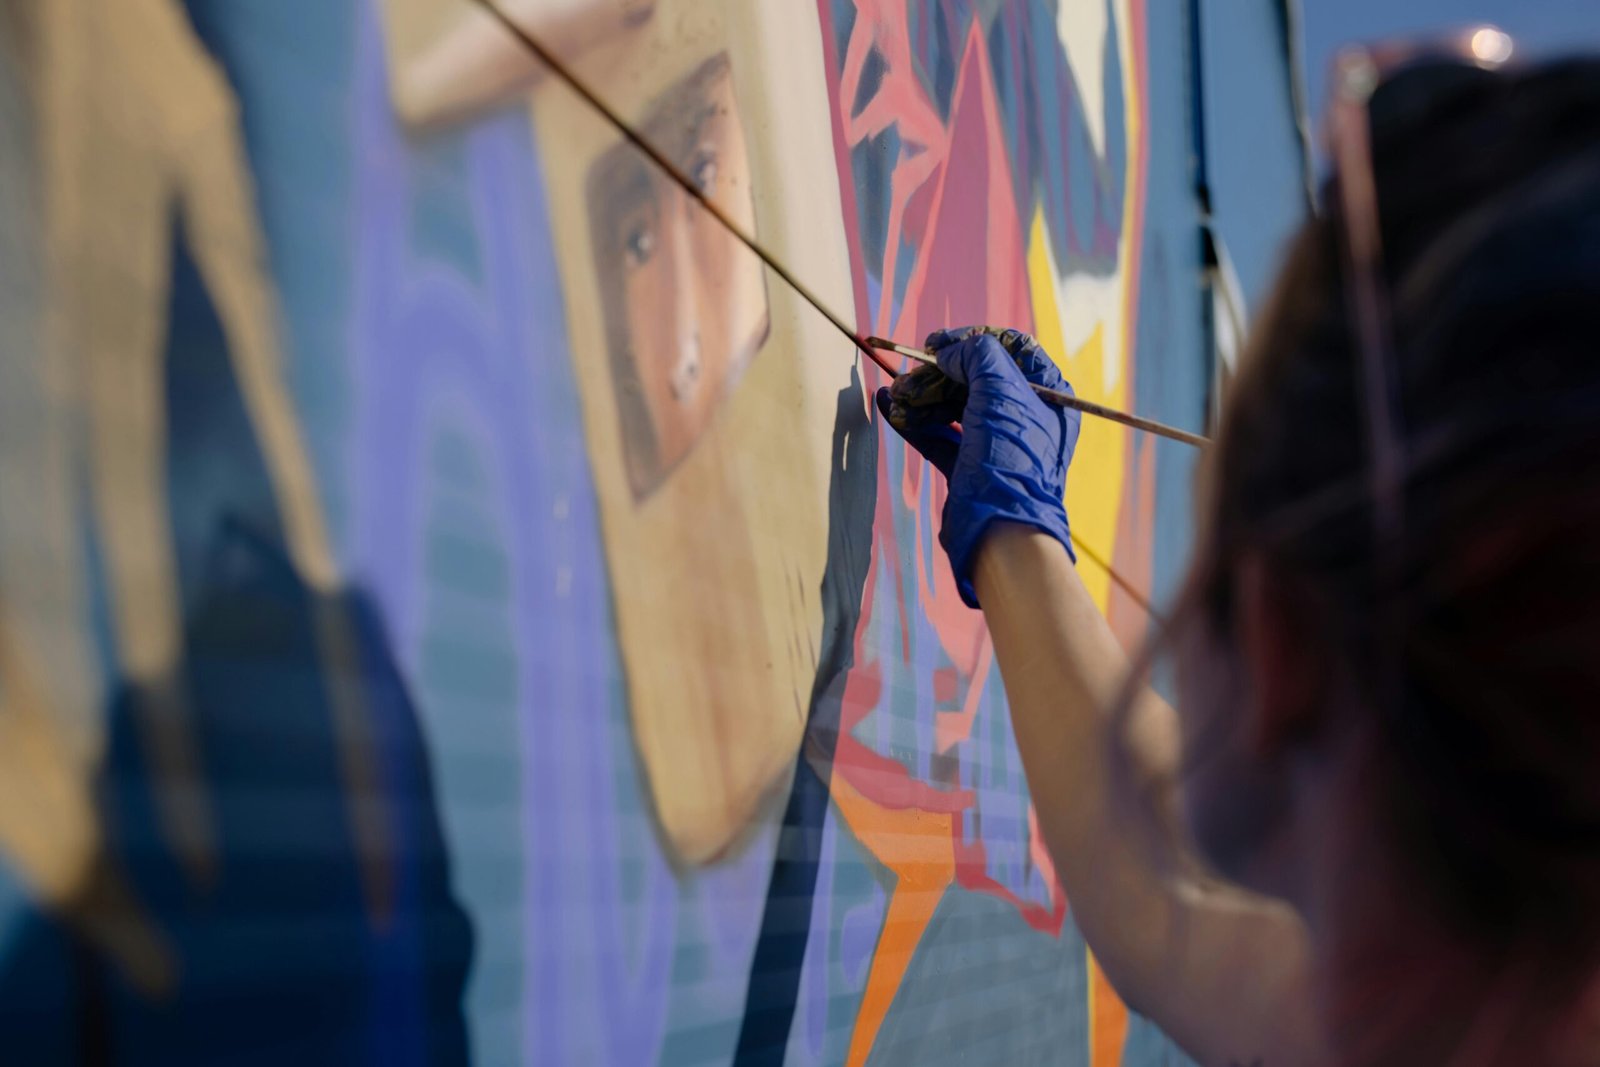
top-left (0, 1), bottom-right (1297, 1063)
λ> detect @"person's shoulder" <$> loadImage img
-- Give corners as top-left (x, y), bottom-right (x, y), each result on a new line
top-left (1138, 887), bottom-right (1334, 1067)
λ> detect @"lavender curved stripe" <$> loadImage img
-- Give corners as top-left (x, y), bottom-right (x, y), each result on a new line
top-left (349, 8), bottom-right (676, 1061)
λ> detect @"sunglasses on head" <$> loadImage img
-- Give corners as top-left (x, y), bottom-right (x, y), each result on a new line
top-left (1323, 26), bottom-right (1517, 571)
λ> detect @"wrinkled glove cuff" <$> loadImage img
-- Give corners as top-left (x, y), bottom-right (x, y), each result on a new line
top-left (941, 506), bottom-right (1075, 609)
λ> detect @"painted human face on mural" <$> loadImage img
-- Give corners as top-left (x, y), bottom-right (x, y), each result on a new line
top-left (589, 53), bottom-right (769, 499)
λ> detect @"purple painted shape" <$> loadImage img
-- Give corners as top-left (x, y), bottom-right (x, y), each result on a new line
top-left (781, 799), bottom-right (885, 1067)
top-left (797, 811), bottom-right (838, 1060)
top-left (695, 827), bottom-right (780, 972)
top-left (348, 7), bottom-right (678, 1062)
top-left (839, 889), bottom-right (885, 990)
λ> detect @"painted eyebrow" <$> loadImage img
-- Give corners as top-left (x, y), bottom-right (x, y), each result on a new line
top-left (598, 157), bottom-right (657, 226)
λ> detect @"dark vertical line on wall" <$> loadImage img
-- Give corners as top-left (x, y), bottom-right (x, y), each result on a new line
top-left (1185, 0), bottom-right (1211, 217)
top-left (1275, 0), bottom-right (1320, 210)
top-left (1185, 0), bottom-right (1220, 430)
top-left (732, 371), bottom-right (877, 1067)
top-left (72, 938), bottom-right (110, 1067)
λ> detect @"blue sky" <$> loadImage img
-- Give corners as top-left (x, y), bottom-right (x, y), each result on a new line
top-left (1209, 0), bottom-right (1600, 310)
top-left (1301, 0), bottom-right (1600, 118)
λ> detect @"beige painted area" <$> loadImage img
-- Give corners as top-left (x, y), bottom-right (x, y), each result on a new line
top-left (1057, 0), bottom-right (1112, 158)
top-left (378, 0), bottom-right (858, 864)
top-left (2, 0), bottom-right (392, 963)
top-left (0, 610), bottom-right (174, 994)
top-left (382, 0), bottom-right (658, 128)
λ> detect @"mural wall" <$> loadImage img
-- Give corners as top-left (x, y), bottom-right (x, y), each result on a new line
top-left (0, 0), bottom-right (1237, 1062)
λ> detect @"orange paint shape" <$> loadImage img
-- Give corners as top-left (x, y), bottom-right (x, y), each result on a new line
top-left (1089, 949), bottom-right (1132, 1067)
top-left (828, 768), bottom-right (957, 1067)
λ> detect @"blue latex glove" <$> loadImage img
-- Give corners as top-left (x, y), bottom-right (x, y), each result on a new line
top-left (876, 327), bottom-right (1080, 608)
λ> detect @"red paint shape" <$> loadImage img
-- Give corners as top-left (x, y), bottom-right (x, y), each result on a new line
top-left (954, 822), bottom-right (1068, 935)
top-left (893, 26), bottom-right (1034, 342)
top-left (813, 0), bottom-right (1152, 947)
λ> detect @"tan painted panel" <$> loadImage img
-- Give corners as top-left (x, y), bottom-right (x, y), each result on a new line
top-left (378, 0), bottom-right (858, 863)
top-left (380, 0), bottom-right (657, 128)
top-left (533, 1), bottom-right (856, 865)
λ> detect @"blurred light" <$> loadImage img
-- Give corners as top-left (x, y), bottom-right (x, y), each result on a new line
top-left (1337, 48), bottom-right (1381, 101)
top-left (1470, 27), bottom-right (1515, 67)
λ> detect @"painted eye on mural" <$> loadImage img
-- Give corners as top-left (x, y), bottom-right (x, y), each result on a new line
top-left (587, 52), bottom-right (768, 501)
top-left (624, 220), bottom-right (656, 268)
top-left (669, 347), bottom-right (702, 402)
top-left (690, 152), bottom-right (718, 196)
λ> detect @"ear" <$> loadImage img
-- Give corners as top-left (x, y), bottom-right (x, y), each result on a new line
top-left (1233, 553), bottom-right (1327, 754)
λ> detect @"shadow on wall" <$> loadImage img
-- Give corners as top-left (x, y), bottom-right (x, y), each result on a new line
top-left (734, 367), bottom-right (877, 1065)
top-left (0, 4), bottom-right (473, 1059)
top-left (0, 518), bottom-right (474, 1065)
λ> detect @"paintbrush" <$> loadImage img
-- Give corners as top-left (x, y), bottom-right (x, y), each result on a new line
top-left (466, 0), bottom-right (1207, 453)
top-left (864, 336), bottom-right (1211, 449)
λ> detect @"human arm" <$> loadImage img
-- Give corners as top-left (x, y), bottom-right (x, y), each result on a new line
top-left (973, 524), bottom-right (1324, 1066)
top-left (880, 329), bottom-right (1327, 1065)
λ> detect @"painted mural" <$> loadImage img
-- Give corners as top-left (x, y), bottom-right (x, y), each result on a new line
top-left (0, 0), bottom-right (1216, 1063)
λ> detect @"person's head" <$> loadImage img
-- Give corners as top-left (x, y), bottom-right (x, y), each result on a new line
top-left (1172, 52), bottom-right (1600, 1055)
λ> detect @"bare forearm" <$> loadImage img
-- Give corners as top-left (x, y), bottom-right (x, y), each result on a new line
top-left (972, 525), bottom-right (1324, 1065)
top-left (972, 523), bottom-right (1183, 1001)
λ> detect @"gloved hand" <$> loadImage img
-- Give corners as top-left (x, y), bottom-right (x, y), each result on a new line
top-left (876, 327), bottom-right (1080, 607)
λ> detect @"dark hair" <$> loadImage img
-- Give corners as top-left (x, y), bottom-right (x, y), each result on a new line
top-left (1189, 56), bottom-right (1600, 992)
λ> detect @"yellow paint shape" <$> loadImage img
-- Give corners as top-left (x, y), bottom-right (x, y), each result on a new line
top-left (1025, 210), bottom-right (1127, 617)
